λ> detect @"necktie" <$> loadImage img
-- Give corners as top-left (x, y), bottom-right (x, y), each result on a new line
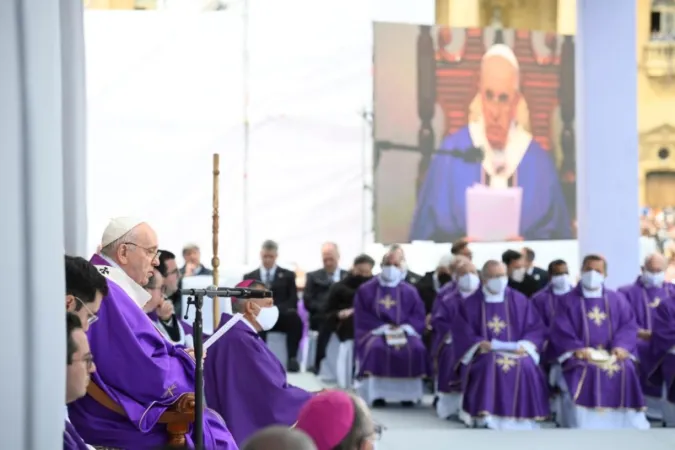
top-left (266, 270), bottom-right (272, 287)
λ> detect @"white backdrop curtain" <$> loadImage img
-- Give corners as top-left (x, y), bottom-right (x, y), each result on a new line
top-left (0, 0), bottom-right (86, 447)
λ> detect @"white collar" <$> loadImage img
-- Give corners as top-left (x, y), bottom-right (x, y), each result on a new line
top-left (552, 286), bottom-right (571, 296)
top-left (468, 118), bottom-right (531, 188)
top-left (95, 256), bottom-right (151, 309)
top-left (482, 287), bottom-right (505, 303)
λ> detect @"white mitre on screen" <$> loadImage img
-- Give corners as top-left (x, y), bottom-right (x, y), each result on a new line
top-left (96, 216), bottom-right (152, 309)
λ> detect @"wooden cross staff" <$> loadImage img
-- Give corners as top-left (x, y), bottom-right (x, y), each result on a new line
top-left (212, 153), bottom-right (221, 330)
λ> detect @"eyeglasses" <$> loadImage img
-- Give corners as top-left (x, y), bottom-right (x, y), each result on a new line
top-left (75, 297), bottom-right (99, 325)
top-left (124, 242), bottom-right (161, 261)
top-left (72, 353), bottom-right (95, 370)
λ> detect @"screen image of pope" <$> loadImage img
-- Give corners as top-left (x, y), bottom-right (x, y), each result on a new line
top-left (409, 42), bottom-right (573, 243)
top-left (372, 24), bottom-right (577, 244)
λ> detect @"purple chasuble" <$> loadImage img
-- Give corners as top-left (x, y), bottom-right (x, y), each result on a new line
top-left (618, 279), bottom-right (675, 397)
top-left (68, 254), bottom-right (237, 450)
top-left (204, 313), bottom-right (313, 446)
top-left (430, 288), bottom-right (464, 394)
top-left (354, 278), bottom-right (430, 378)
top-left (409, 125), bottom-right (572, 241)
top-left (64, 420), bottom-right (89, 450)
top-left (549, 285), bottom-right (644, 410)
top-left (531, 285), bottom-right (567, 366)
top-left (451, 288), bottom-right (549, 420)
top-left (650, 296), bottom-right (675, 402)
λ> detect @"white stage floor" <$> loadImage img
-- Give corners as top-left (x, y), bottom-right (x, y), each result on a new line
top-left (287, 373), bottom-right (675, 450)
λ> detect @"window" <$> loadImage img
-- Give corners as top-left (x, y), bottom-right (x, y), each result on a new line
top-left (651, 0), bottom-right (675, 40)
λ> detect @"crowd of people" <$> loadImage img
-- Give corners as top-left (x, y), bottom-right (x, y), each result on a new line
top-left (62, 215), bottom-right (675, 450)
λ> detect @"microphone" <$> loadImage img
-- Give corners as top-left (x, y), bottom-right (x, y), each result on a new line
top-left (179, 285), bottom-right (273, 299)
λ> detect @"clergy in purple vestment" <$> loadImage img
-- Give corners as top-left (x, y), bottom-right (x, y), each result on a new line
top-left (204, 279), bottom-right (313, 446)
top-left (618, 253), bottom-right (674, 418)
top-left (650, 292), bottom-right (675, 426)
top-left (65, 313), bottom-right (96, 450)
top-left (68, 217), bottom-right (237, 449)
top-left (354, 251), bottom-right (429, 407)
top-left (408, 44), bottom-right (572, 242)
top-left (451, 260), bottom-right (549, 429)
top-left (431, 259), bottom-right (481, 419)
top-left (549, 254), bottom-right (649, 429)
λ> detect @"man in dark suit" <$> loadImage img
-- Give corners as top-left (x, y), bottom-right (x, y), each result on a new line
top-left (180, 243), bottom-right (213, 277)
top-left (389, 244), bottom-right (422, 284)
top-left (244, 239), bottom-right (303, 372)
top-left (522, 247), bottom-right (549, 291)
top-left (304, 242), bottom-right (348, 371)
top-left (501, 249), bottom-right (540, 297)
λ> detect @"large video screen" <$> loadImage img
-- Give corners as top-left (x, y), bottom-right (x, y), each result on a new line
top-left (373, 23), bottom-right (576, 244)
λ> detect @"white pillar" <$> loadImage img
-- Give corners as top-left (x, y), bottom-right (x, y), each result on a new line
top-left (61, 0), bottom-right (88, 256)
top-left (0, 0), bottom-right (68, 448)
top-left (575, 0), bottom-right (639, 287)
top-left (557, 0), bottom-right (576, 35)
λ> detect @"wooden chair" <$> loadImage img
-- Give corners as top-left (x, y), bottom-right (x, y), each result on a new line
top-left (87, 382), bottom-right (196, 446)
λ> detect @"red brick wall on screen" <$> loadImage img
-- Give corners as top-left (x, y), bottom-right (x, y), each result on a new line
top-left (436, 29), bottom-right (560, 152)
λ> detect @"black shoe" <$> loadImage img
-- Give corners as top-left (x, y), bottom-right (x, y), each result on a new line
top-left (287, 358), bottom-right (300, 373)
top-left (372, 399), bottom-right (387, 408)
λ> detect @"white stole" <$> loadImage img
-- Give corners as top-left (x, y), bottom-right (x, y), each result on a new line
top-left (94, 261), bottom-right (151, 309)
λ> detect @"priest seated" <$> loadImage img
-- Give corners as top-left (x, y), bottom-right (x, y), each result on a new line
top-left (432, 259), bottom-right (480, 419)
top-left (144, 268), bottom-right (194, 347)
top-left (550, 254), bottom-right (649, 429)
top-left (204, 279), bottom-right (313, 446)
top-left (451, 260), bottom-right (549, 429)
top-left (68, 217), bottom-right (237, 449)
top-left (618, 253), bottom-right (673, 419)
top-left (649, 284), bottom-right (675, 426)
top-left (65, 313), bottom-right (96, 450)
top-left (354, 251), bottom-right (429, 407)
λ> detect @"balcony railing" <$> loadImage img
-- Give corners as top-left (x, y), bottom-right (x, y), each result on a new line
top-left (643, 40), bottom-right (675, 78)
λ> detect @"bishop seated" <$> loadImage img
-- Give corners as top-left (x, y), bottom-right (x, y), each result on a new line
top-left (451, 260), bottom-right (549, 429)
top-left (204, 279), bottom-right (314, 446)
top-left (144, 267), bottom-right (195, 347)
top-left (68, 217), bottom-right (237, 449)
top-left (618, 253), bottom-right (673, 419)
top-left (432, 258), bottom-right (480, 419)
top-left (550, 254), bottom-right (649, 429)
top-left (354, 251), bottom-right (429, 407)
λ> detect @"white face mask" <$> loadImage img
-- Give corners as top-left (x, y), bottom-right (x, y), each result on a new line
top-left (458, 272), bottom-right (480, 293)
top-left (380, 265), bottom-right (403, 283)
top-left (485, 276), bottom-right (508, 295)
top-left (550, 274), bottom-right (571, 292)
top-left (510, 267), bottom-right (526, 283)
top-left (254, 305), bottom-right (279, 331)
top-left (643, 270), bottom-right (665, 288)
top-left (581, 270), bottom-right (604, 290)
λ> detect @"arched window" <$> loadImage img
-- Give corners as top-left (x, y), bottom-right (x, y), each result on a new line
top-left (651, 0), bottom-right (675, 40)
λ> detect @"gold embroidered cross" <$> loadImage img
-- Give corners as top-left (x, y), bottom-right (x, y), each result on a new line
top-left (496, 356), bottom-right (517, 373)
top-left (379, 296), bottom-right (396, 310)
top-left (487, 315), bottom-right (507, 335)
top-left (162, 383), bottom-right (177, 398)
top-left (587, 306), bottom-right (607, 326)
top-left (603, 362), bottom-right (621, 378)
top-left (649, 297), bottom-right (661, 309)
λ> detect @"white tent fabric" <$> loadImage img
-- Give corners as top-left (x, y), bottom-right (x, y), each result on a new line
top-left (0, 0), bottom-right (86, 447)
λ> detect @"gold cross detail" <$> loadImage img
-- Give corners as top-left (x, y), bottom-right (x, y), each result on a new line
top-left (603, 362), bottom-right (621, 378)
top-left (487, 315), bottom-right (507, 335)
top-left (587, 306), bottom-right (607, 326)
top-left (162, 383), bottom-right (177, 398)
top-left (649, 297), bottom-right (661, 309)
top-left (379, 296), bottom-right (396, 310)
top-left (496, 356), bottom-right (517, 373)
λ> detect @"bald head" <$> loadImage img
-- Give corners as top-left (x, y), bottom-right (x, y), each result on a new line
top-left (455, 259), bottom-right (477, 277)
top-left (482, 260), bottom-right (506, 280)
top-left (242, 426), bottom-right (317, 450)
top-left (644, 253), bottom-right (667, 272)
top-left (321, 242), bottom-right (340, 272)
